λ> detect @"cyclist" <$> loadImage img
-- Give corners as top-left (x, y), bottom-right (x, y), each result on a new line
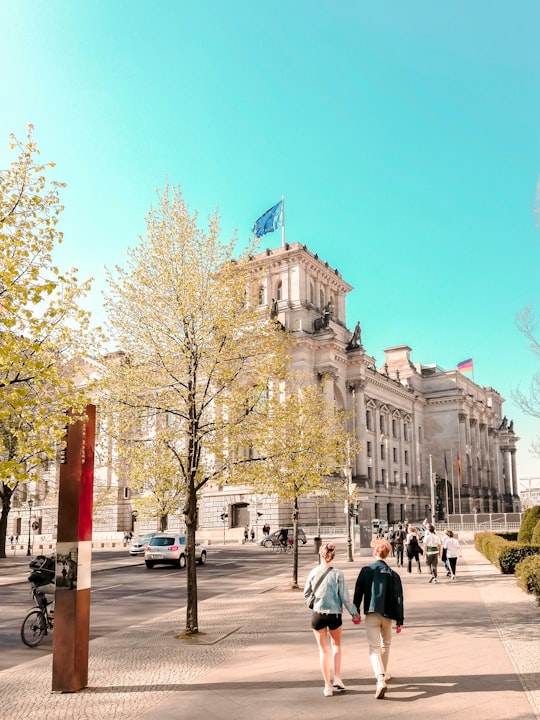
top-left (278, 527), bottom-right (289, 549)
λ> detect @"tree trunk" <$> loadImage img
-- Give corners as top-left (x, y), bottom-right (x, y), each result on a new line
top-left (0, 483), bottom-right (14, 559)
top-left (184, 483), bottom-right (199, 634)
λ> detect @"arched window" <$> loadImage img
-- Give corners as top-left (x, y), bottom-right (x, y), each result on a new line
top-left (309, 282), bottom-right (315, 304)
top-left (319, 289), bottom-right (325, 310)
top-left (257, 286), bottom-right (265, 306)
top-left (276, 281), bottom-right (283, 301)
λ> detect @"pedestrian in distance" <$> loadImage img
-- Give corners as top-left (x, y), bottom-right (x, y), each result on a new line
top-left (303, 543), bottom-right (361, 698)
top-left (394, 523), bottom-right (406, 567)
top-left (443, 529), bottom-right (462, 579)
top-left (387, 526), bottom-right (396, 557)
top-left (353, 538), bottom-right (404, 700)
top-left (250, 526), bottom-right (255, 542)
top-left (405, 524), bottom-right (422, 573)
top-left (243, 526), bottom-right (249, 544)
top-left (423, 524), bottom-right (442, 583)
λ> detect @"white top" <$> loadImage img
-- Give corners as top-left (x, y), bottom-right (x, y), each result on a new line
top-left (445, 537), bottom-right (460, 558)
top-left (423, 531), bottom-right (441, 555)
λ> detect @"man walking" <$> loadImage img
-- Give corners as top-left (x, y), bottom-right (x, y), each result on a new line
top-left (423, 524), bottom-right (441, 583)
top-left (353, 538), bottom-right (404, 700)
top-left (394, 523), bottom-right (406, 567)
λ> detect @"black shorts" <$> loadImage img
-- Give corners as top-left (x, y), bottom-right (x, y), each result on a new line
top-left (311, 612), bottom-right (342, 631)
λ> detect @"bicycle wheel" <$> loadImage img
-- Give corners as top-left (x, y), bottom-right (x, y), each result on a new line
top-left (272, 543), bottom-right (282, 554)
top-left (21, 609), bottom-right (47, 647)
top-left (285, 542), bottom-right (293, 554)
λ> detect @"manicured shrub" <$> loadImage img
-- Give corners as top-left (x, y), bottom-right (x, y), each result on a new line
top-left (498, 544), bottom-right (540, 574)
top-left (515, 555), bottom-right (540, 604)
top-left (474, 531), bottom-right (540, 574)
top-left (518, 505), bottom-right (540, 543)
top-left (531, 518), bottom-right (540, 546)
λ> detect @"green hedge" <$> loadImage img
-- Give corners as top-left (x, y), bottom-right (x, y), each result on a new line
top-left (518, 505), bottom-right (540, 543)
top-left (531, 519), bottom-right (540, 546)
top-left (515, 555), bottom-right (540, 604)
top-left (475, 531), bottom-right (540, 574)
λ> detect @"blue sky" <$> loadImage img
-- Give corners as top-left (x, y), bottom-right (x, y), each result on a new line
top-left (1, 0), bottom-right (539, 480)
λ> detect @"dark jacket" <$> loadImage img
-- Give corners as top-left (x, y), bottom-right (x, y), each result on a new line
top-left (353, 558), bottom-right (404, 626)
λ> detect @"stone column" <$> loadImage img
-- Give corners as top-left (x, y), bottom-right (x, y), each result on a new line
top-left (350, 381), bottom-right (368, 481)
top-left (510, 449), bottom-right (519, 497)
top-left (502, 448), bottom-right (512, 495)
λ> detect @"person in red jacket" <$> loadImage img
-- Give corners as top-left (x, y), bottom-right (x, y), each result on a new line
top-left (353, 538), bottom-right (404, 700)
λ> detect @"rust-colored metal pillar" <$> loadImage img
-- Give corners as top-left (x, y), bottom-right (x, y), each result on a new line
top-left (52, 405), bottom-right (95, 693)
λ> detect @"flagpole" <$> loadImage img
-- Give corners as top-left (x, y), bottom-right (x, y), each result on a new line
top-left (450, 447), bottom-right (456, 517)
top-left (444, 450), bottom-right (449, 521)
top-left (281, 194), bottom-right (285, 247)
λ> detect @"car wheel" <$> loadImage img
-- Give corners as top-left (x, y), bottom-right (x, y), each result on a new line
top-left (198, 551), bottom-right (206, 565)
top-left (179, 554), bottom-right (186, 569)
top-left (145, 561), bottom-right (155, 569)
top-left (263, 539), bottom-right (273, 548)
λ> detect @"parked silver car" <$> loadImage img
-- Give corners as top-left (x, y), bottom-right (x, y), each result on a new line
top-left (129, 532), bottom-right (159, 556)
top-left (144, 533), bottom-right (207, 569)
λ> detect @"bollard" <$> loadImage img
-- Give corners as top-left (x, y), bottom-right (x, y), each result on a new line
top-left (314, 536), bottom-right (322, 554)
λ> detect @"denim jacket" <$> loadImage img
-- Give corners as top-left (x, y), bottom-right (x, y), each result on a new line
top-left (353, 559), bottom-right (404, 625)
top-left (303, 565), bottom-right (358, 616)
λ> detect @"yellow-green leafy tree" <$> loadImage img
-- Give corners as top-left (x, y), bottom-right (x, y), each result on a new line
top-left (0, 126), bottom-right (94, 557)
top-left (99, 186), bottom-right (288, 634)
top-left (233, 376), bottom-right (358, 588)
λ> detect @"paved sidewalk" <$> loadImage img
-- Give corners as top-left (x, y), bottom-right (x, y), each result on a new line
top-left (1, 542), bottom-right (539, 720)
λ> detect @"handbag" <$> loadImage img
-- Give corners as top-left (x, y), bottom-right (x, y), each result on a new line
top-left (306, 566), bottom-right (332, 609)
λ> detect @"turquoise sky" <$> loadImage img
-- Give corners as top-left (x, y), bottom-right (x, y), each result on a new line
top-left (1, 1), bottom-right (539, 480)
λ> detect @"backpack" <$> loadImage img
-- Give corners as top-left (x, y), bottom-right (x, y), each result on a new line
top-left (409, 534), bottom-right (418, 546)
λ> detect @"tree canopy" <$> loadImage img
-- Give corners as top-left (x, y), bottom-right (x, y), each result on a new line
top-left (0, 126), bottom-right (94, 556)
top-left (99, 185), bottom-right (289, 632)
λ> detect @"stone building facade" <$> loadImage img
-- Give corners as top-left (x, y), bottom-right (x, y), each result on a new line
top-left (203, 242), bottom-right (520, 538)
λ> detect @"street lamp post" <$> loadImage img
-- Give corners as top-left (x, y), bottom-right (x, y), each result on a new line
top-left (346, 466), bottom-right (354, 562)
top-left (26, 498), bottom-right (34, 556)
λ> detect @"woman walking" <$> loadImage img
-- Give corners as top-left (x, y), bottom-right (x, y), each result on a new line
top-left (443, 529), bottom-right (462, 579)
top-left (303, 543), bottom-right (360, 697)
top-left (405, 524), bottom-right (422, 574)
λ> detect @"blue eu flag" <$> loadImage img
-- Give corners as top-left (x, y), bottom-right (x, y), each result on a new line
top-left (252, 200), bottom-right (283, 238)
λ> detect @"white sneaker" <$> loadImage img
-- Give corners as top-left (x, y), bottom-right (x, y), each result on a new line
top-left (375, 678), bottom-right (387, 699)
top-left (323, 686), bottom-right (333, 697)
top-left (333, 677), bottom-right (346, 691)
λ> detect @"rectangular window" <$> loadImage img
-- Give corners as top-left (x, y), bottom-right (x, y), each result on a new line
top-left (367, 441), bottom-right (372, 458)
top-left (367, 466), bottom-right (372, 481)
top-left (404, 450), bottom-right (409, 465)
top-left (405, 472), bottom-right (409, 486)
top-left (380, 444), bottom-right (385, 460)
top-left (379, 415), bottom-right (385, 433)
top-left (418, 426), bottom-right (423, 443)
top-left (393, 447), bottom-right (398, 462)
top-left (366, 410), bottom-right (372, 431)
top-left (381, 468), bottom-right (386, 484)
top-left (403, 423), bottom-right (408, 441)
top-left (393, 470), bottom-right (399, 484)
top-left (392, 419), bottom-right (397, 437)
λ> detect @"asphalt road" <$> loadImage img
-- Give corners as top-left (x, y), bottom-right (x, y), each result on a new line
top-left (0, 543), bottom-right (315, 672)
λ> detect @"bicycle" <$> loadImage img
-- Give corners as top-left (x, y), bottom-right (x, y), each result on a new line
top-left (272, 538), bottom-right (293, 554)
top-left (21, 585), bottom-right (54, 647)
